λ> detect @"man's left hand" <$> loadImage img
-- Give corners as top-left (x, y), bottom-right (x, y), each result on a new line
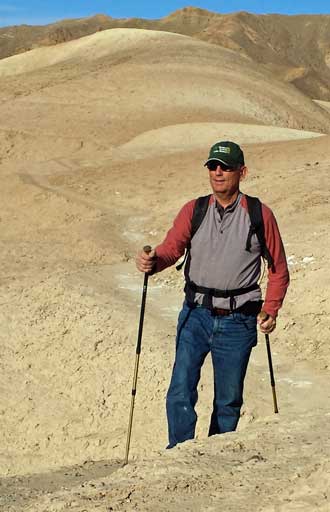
top-left (257, 310), bottom-right (276, 334)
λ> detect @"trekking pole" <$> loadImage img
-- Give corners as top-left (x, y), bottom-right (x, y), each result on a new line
top-left (265, 333), bottom-right (279, 413)
top-left (124, 245), bottom-right (152, 466)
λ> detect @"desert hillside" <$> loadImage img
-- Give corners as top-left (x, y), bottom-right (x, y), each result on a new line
top-left (1, 8), bottom-right (330, 101)
top-left (0, 26), bottom-right (329, 512)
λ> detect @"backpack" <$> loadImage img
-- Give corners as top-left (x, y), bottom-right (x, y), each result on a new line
top-left (176, 194), bottom-right (275, 272)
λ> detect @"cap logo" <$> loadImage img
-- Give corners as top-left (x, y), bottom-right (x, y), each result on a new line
top-left (213, 146), bottom-right (231, 154)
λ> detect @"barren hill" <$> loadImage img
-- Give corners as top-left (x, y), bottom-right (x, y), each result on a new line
top-left (0, 27), bottom-right (329, 167)
top-left (1, 8), bottom-right (330, 100)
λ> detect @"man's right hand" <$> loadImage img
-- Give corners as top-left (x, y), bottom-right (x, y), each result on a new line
top-left (136, 248), bottom-right (156, 273)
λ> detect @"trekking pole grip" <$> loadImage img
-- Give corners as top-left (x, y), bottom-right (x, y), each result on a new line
top-left (142, 245), bottom-right (152, 282)
top-left (143, 245), bottom-right (152, 255)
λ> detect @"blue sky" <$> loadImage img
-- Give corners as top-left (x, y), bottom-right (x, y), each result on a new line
top-left (0, 1), bottom-right (329, 27)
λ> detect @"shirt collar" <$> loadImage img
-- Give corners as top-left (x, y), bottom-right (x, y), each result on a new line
top-left (214, 192), bottom-right (242, 216)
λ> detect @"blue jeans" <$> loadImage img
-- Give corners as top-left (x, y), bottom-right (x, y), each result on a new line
top-left (166, 302), bottom-right (257, 448)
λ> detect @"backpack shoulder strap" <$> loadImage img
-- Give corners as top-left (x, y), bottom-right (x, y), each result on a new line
top-left (191, 194), bottom-right (212, 239)
top-left (245, 195), bottom-right (262, 246)
top-left (176, 194), bottom-right (211, 271)
top-left (245, 194), bottom-right (275, 271)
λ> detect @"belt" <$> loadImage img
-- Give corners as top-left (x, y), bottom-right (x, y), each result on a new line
top-left (212, 307), bottom-right (231, 316)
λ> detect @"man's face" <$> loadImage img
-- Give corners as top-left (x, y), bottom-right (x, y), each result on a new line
top-left (207, 161), bottom-right (246, 195)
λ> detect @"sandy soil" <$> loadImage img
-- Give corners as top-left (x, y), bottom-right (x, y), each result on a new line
top-left (0, 28), bottom-right (329, 511)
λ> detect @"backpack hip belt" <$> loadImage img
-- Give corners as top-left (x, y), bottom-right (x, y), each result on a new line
top-left (184, 281), bottom-right (260, 310)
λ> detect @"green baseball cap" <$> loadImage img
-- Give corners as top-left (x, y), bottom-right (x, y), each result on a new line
top-left (204, 141), bottom-right (245, 167)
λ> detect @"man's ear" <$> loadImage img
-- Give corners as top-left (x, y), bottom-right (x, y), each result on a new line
top-left (240, 165), bottom-right (248, 180)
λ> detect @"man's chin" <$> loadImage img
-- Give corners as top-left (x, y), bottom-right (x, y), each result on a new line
top-left (212, 186), bottom-right (228, 193)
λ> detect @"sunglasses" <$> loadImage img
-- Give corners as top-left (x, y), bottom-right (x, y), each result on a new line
top-left (206, 161), bottom-right (238, 172)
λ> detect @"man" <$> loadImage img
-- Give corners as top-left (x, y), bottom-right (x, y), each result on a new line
top-left (136, 140), bottom-right (289, 448)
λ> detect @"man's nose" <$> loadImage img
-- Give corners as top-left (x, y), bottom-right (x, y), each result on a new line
top-left (215, 165), bottom-right (223, 175)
